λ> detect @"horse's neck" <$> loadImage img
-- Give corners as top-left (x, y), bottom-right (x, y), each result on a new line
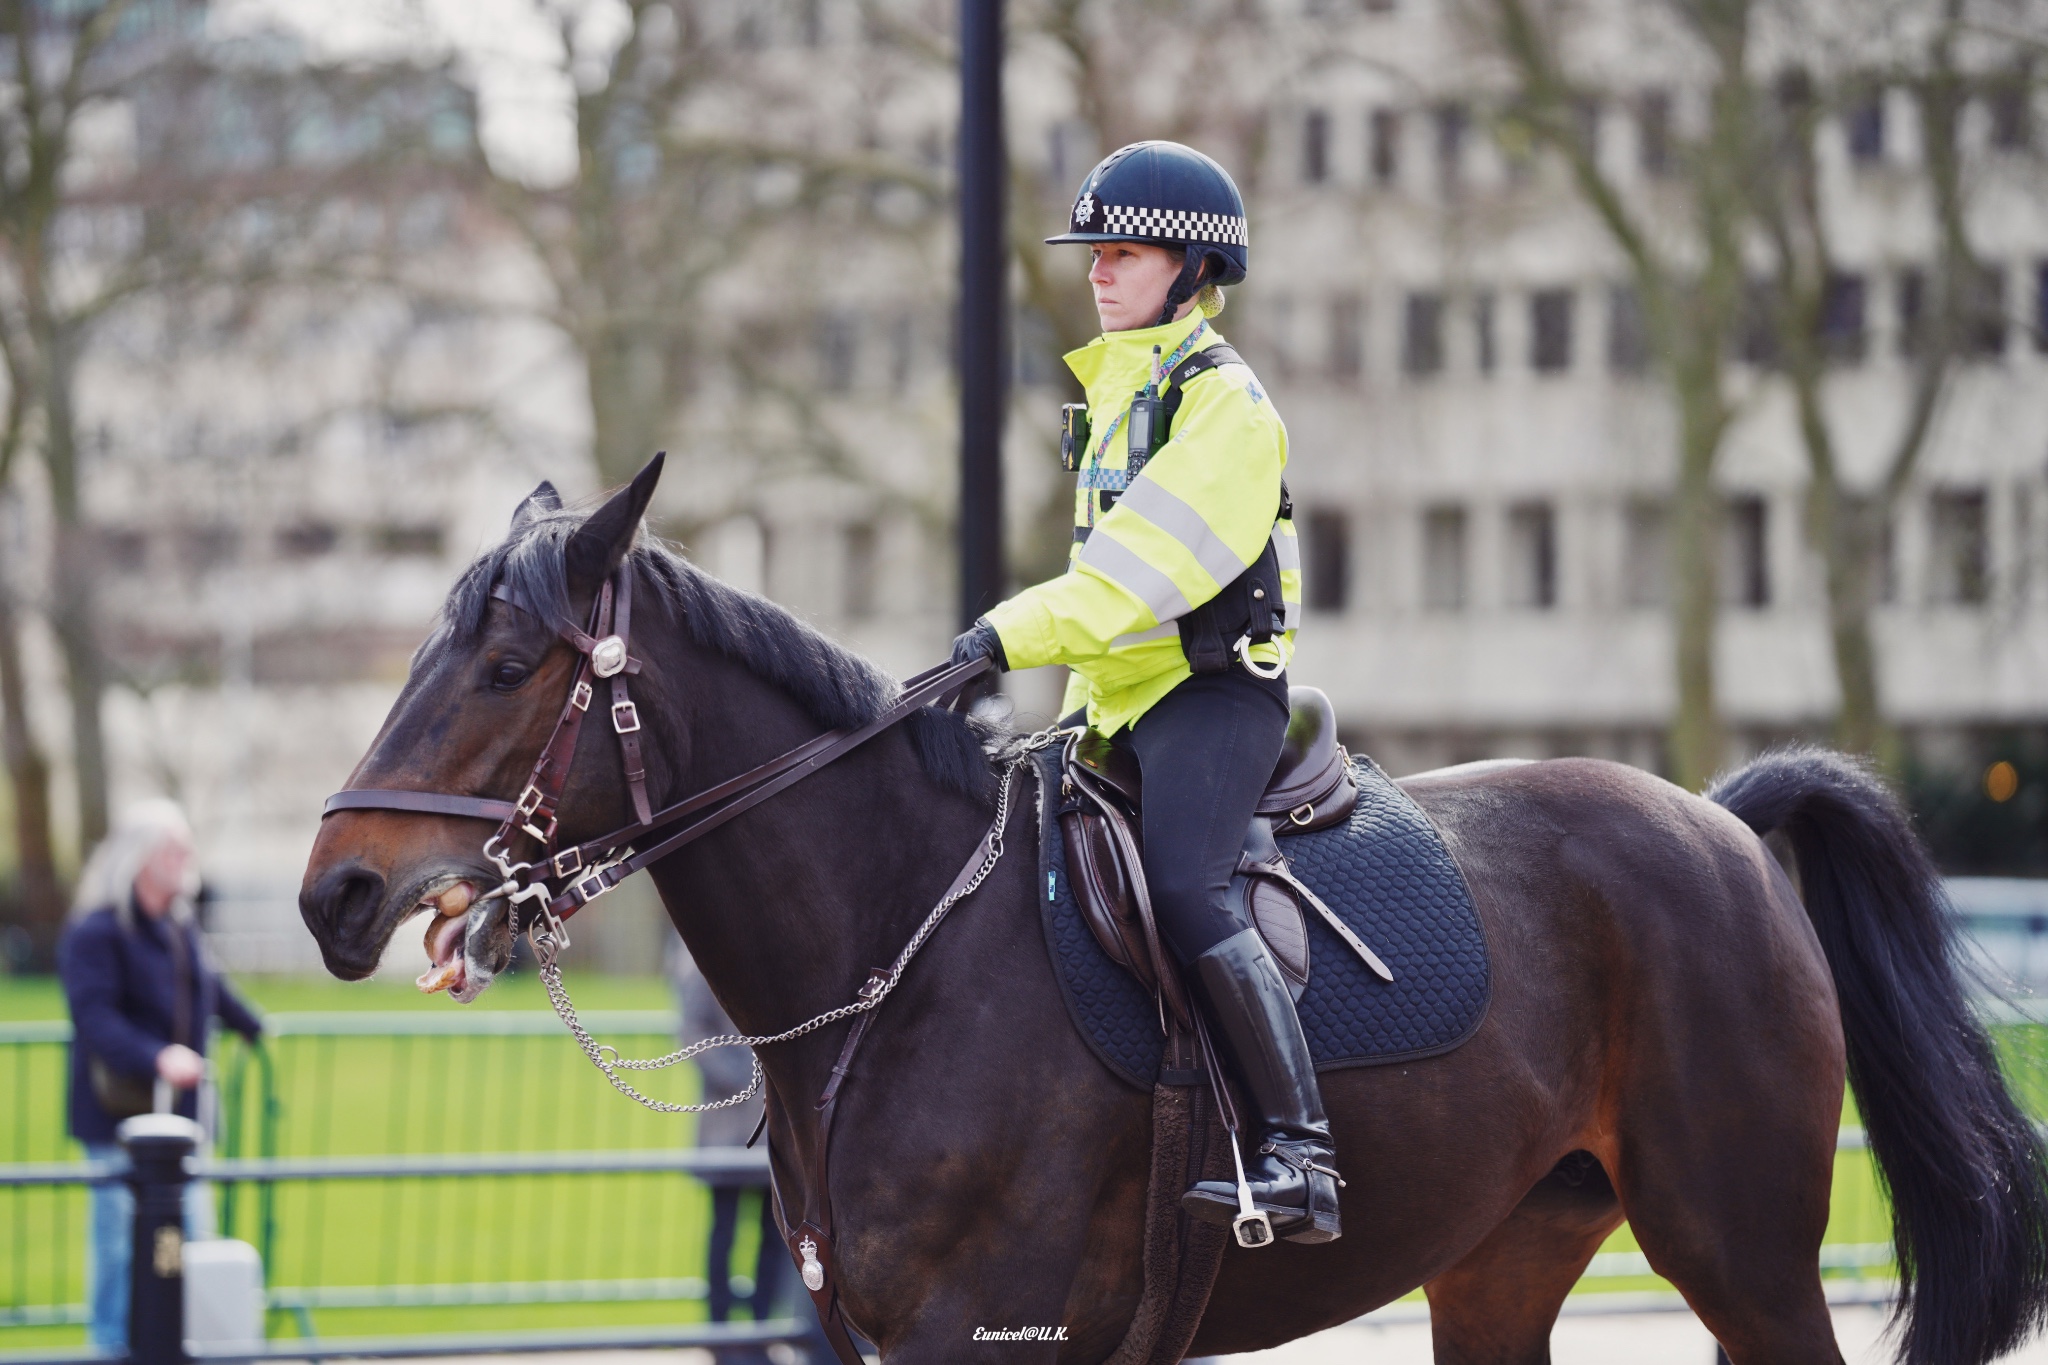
top-left (642, 647), bottom-right (990, 1075)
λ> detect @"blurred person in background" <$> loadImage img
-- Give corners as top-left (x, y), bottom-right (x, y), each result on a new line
top-left (669, 938), bottom-right (789, 1358)
top-left (58, 798), bottom-right (263, 1353)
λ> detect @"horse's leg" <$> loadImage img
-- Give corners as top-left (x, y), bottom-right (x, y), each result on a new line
top-left (1595, 861), bottom-right (1847, 1365)
top-left (1422, 1152), bottom-right (1623, 1365)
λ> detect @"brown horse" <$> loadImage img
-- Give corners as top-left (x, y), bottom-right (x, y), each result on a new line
top-left (301, 464), bottom-right (2048, 1364)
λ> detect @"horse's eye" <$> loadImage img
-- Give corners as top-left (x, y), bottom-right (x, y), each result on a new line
top-left (491, 661), bottom-right (530, 690)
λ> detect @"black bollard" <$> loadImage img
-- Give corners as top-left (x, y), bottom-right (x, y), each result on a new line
top-left (121, 1114), bottom-right (202, 1365)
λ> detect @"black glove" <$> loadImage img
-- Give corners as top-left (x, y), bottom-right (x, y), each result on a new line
top-left (949, 618), bottom-right (1008, 672)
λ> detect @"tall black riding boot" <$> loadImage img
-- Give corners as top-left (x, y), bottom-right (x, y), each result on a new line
top-left (1179, 928), bottom-right (1344, 1245)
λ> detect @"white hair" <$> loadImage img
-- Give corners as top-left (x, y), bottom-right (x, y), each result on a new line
top-left (70, 798), bottom-right (197, 930)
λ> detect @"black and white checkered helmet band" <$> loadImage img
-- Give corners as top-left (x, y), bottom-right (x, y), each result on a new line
top-left (1072, 198), bottom-right (1248, 247)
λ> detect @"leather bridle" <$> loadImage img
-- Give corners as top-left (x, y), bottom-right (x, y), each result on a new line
top-left (321, 563), bottom-right (994, 943)
top-left (320, 560), bottom-right (1012, 1365)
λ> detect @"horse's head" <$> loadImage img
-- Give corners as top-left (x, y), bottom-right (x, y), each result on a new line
top-left (298, 457), bottom-right (665, 999)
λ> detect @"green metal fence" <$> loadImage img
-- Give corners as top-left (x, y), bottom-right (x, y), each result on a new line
top-left (5, 1003), bottom-right (2046, 1344)
top-left (2, 1012), bottom-right (744, 1345)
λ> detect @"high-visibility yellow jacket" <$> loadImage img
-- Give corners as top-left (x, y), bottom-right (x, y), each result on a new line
top-left (986, 311), bottom-right (1299, 735)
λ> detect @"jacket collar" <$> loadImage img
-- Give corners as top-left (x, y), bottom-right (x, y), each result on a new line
top-left (1063, 311), bottom-right (1210, 397)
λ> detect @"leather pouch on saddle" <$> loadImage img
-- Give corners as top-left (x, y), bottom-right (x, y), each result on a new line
top-left (1059, 687), bottom-right (1367, 1031)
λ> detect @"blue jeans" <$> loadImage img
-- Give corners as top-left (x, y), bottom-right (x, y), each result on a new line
top-left (84, 1143), bottom-right (214, 1353)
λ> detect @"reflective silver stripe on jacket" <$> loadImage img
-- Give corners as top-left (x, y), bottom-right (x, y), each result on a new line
top-left (1272, 526), bottom-right (1301, 629)
top-left (1077, 531), bottom-right (1194, 625)
top-left (1270, 524), bottom-right (1300, 573)
top-left (1115, 477), bottom-right (1252, 592)
top-left (1109, 621), bottom-right (1179, 650)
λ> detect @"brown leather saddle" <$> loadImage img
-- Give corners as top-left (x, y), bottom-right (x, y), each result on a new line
top-left (1057, 686), bottom-right (1392, 1037)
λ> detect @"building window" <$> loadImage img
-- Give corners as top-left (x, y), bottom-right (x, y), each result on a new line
top-left (1966, 262), bottom-right (2007, 359)
top-left (818, 312), bottom-right (857, 391)
top-left (1738, 278), bottom-right (1782, 367)
top-left (2036, 261), bottom-right (2047, 353)
top-left (1403, 292), bottom-right (1445, 376)
top-left (1897, 268), bottom-right (1925, 358)
top-left (1434, 103), bottom-right (1467, 192)
top-left (1846, 84), bottom-right (1886, 164)
top-left (103, 528), bottom-right (148, 573)
top-left (1607, 284), bottom-right (1649, 375)
top-left (1819, 272), bottom-right (1867, 363)
top-left (1637, 89), bottom-right (1673, 177)
top-left (1422, 505), bottom-right (1467, 611)
top-left (1929, 489), bottom-right (1990, 604)
top-left (371, 523), bottom-right (444, 557)
top-left (1015, 308), bottom-right (1057, 388)
top-left (1048, 120), bottom-right (1095, 195)
top-left (1624, 500), bottom-right (1668, 608)
top-left (1369, 108), bottom-right (1401, 186)
top-left (1530, 289), bottom-right (1574, 373)
top-left (1304, 509), bottom-right (1350, 613)
top-left (1572, 96), bottom-right (1602, 162)
top-left (1303, 108), bottom-right (1330, 185)
top-left (277, 522), bottom-right (339, 558)
top-left (1265, 295), bottom-right (1296, 380)
top-left (889, 312), bottom-right (915, 392)
top-left (1328, 294), bottom-right (1364, 380)
top-left (1723, 495), bottom-right (1770, 608)
top-left (1507, 502), bottom-right (1558, 609)
top-left (1474, 292), bottom-right (1496, 375)
top-left (844, 522), bottom-right (879, 619)
top-left (1988, 69), bottom-right (2033, 152)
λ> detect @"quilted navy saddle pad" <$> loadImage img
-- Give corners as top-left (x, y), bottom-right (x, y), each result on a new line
top-left (1034, 748), bottom-right (1491, 1090)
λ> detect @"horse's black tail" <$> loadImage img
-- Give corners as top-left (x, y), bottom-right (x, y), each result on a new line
top-left (1708, 746), bottom-right (2048, 1365)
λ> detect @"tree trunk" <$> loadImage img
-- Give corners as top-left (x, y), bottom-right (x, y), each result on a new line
top-left (1669, 386), bottom-right (1725, 790)
top-left (0, 576), bottom-right (64, 967)
top-left (41, 331), bottom-right (110, 848)
top-left (585, 323), bottom-right (670, 490)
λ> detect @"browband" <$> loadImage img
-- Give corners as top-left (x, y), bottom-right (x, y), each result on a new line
top-left (322, 789), bottom-right (519, 822)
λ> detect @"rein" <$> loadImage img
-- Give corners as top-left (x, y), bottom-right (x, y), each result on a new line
top-left (324, 566), bottom-right (996, 938)
top-left (320, 562), bottom-right (1018, 1112)
top-left (323, 563), bottom-right (1037, 1365)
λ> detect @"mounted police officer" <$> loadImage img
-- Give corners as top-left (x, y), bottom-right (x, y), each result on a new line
top-left (952, 141), bottom-right (1341, 1245)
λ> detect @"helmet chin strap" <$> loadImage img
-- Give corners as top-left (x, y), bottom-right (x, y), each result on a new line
top-left (1155, 249), bottom-right (1210, 328)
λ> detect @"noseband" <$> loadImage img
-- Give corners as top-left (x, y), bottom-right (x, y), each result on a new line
top-left (322, 563), bottom-right (993, 947)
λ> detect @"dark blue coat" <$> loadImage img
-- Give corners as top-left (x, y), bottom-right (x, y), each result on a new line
top-left (57, 907), bottom-right (263, 1144)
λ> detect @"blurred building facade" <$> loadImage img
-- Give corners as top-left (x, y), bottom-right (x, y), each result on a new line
top-left (25, 0), bottom-right (2046, 969)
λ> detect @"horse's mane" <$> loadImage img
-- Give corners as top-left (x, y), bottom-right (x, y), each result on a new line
top-left (441, 508), bottom-right (1001, 806)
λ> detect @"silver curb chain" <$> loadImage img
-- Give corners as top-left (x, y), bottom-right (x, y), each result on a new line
top-left (530, 754), bottom-right (1027, 1114)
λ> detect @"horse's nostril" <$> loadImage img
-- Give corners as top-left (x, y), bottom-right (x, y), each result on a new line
top-left (304, 864), bottom-right (386, 940)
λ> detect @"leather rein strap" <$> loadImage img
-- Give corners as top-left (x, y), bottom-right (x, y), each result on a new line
top-left (321, 564), bottom-right (993, 924)
top-left (321, 564), bottom-right (994, 1365)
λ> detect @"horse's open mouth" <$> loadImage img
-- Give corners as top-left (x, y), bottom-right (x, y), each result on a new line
top-left (410, 874), bottom-right (518, 1003)
top-left (416, 880), bottom-right (477, 995)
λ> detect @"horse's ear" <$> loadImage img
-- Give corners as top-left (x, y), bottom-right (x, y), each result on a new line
top-left (565, 453), bottom-right (665, 598)
top-left (510, 480), bottom-right (562, 532)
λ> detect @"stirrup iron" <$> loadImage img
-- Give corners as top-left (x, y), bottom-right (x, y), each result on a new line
top-left (1229, 1126), bottom-right (1274, 1248)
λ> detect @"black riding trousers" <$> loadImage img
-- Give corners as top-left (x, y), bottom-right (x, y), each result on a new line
top-left (1115, 669), bottom-right (1290, 965)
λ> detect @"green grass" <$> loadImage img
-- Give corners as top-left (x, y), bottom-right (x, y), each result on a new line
top-left (6, 976), bottom-right (2036, 1345)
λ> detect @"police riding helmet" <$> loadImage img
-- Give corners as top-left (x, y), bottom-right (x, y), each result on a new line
top-left (1046, 141), bottom-right (1248, 326)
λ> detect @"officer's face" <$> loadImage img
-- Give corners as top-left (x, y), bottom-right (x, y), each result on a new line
top-left (1088, 242), bottom-right (1184, 333)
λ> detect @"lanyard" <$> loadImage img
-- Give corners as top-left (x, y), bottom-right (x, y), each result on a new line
top-left (1081, 321), bottom-right (1208, 527)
